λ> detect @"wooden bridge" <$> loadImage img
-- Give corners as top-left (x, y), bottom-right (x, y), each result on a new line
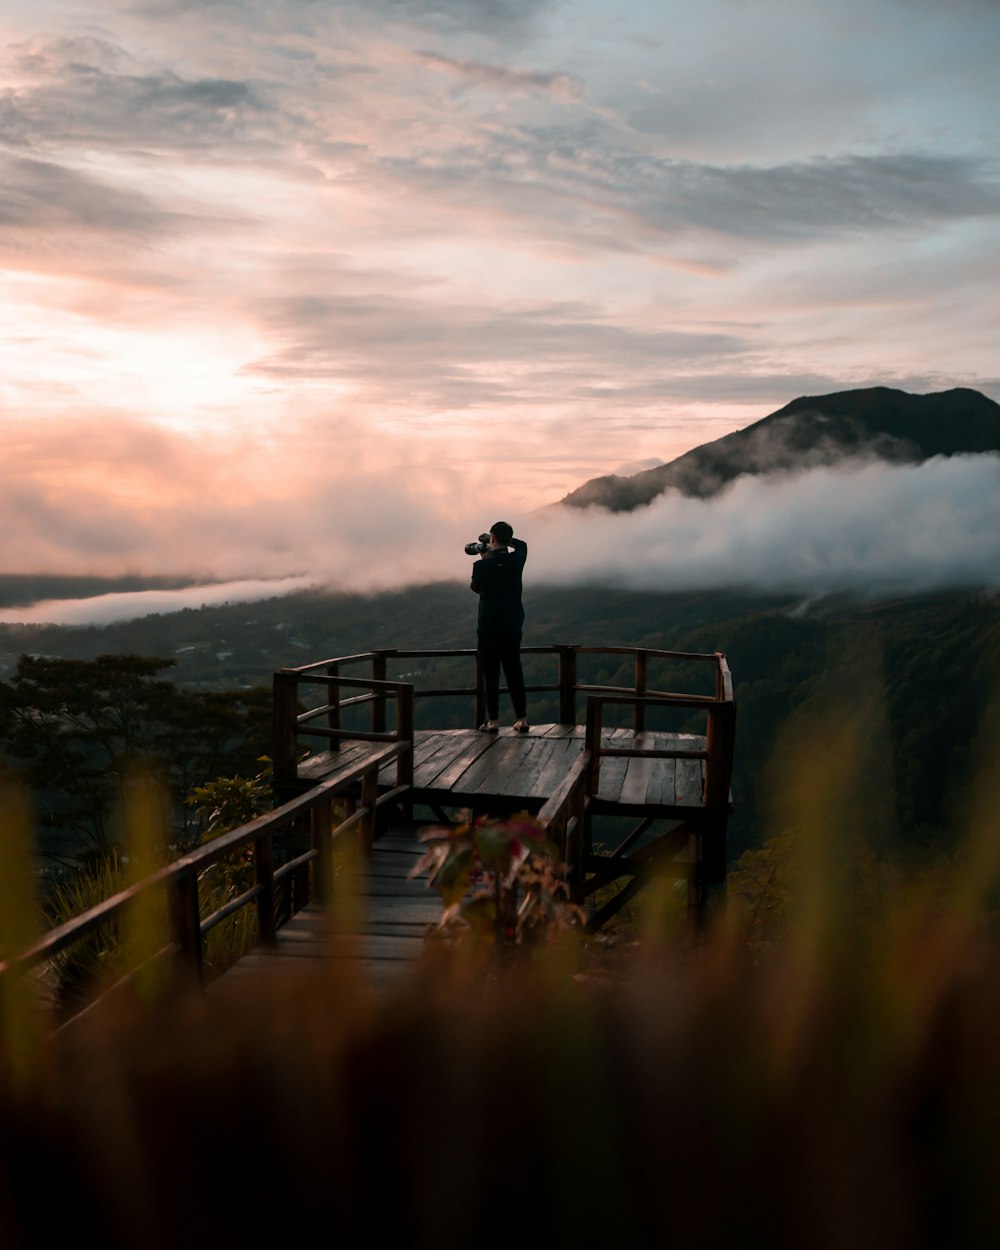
top-left (1, 644), bottom-right (735, 1016)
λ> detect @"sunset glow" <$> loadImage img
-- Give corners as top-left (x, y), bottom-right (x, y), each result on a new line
top-left (1, 0), bottom-right (997, 584)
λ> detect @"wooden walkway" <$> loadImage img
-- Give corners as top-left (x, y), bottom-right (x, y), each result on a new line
top-left (210, 826), bottom-right (441, 999)
top-left (215, 724), bottom-right (711, 993)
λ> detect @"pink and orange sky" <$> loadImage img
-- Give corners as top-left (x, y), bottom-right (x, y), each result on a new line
top-left (2, 0), bottom-right (998, 592)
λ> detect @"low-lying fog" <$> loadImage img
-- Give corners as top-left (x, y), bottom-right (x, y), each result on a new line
top-left (1, 453), bottom-right (997, 626)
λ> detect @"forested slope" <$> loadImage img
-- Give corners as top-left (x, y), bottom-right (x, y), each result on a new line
top-left (2, 584), bottom-right (997, 866)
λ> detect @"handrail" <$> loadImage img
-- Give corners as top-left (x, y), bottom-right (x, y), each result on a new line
top-left (536, 751), bottom-right (591, 890)
top-left (584, 689), bottom-right (735, 809)
top-left (273, 669), bottom-right (414, 788)
top-left (0, 742), bottom-right (407, 997)
top-left (273, 644), bottom-right (733, 790)
top-left (283, 644), bottom-right (724, 674)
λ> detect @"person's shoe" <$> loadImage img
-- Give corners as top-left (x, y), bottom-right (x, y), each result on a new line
top-left (513, 720), bottom-right (530, 734)
top-left (479, 722), bottom-right (499, 734)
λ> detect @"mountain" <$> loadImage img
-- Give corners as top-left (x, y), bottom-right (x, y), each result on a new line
top-left (558, 386), bottom-right (1000, 512)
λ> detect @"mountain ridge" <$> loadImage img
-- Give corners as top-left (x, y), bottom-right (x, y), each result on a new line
top-left (558, 386), bottom-right (1000, 512)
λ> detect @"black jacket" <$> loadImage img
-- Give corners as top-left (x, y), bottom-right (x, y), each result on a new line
top-left (471, 538), bottom-right (527, 637)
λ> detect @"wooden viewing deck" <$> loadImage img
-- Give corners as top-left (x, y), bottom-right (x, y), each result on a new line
top-left (295, 723), bottom-right (707, 817)
top-left (272, 643), bottom-right (734, 934)
top-left (1, 644), bottom-right (735, 1017)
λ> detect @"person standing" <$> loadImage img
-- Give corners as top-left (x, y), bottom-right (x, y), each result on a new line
top-left (470, 521), bottom-right (528, 733)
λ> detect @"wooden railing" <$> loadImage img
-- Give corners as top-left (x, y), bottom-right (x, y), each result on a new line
top-left (0, 742), bottom-right (407, 1013)
top-left (584, 691), bottom-right (736, 810)
top-left (274, 645), bottom-right (733, 792)
top-left (273, 667), bottom-right (414, 792)
top-left (536, 751), bottom-right (592, 887)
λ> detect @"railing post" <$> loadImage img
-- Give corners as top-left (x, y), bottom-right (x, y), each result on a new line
top-left (714, 652), bottom-right (733, 702)
top-left (397, 683), bottom-right (414, 821)
top-left (557, 645), bottom-right (577, 725)
top-left (360, 767), bottom-right (378, 855)
top-left (474, 651), bottom-right (486, 728)
top-left (293, 813), bottom-right (312, 911)
top-left (326, 661), bottom-right (341, 753)
top-left (167, 866), bottom-right (204, 989)
top-left (585, 696), bottom-right (602, 796)
top-left (567, 766), bottom-right (588, 899)
top-left (704, 702), bottom-right (736, 810)
top-left (272, 671), bottom-right (299, 791)
top-left (371, 651), bottom-right (390, 733)
top-left (634, 651), bottom-right (647, 734)
top-left (705, 704), bottom-right (718, 807)
top-left (255, 833), bottom-right (277, 946)
top-left (312, 795), bottom-right (332, 906)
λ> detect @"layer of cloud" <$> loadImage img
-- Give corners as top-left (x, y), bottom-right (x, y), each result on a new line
top-left (0, 575), bottom-right (317, 626)
top-left (533, 454), bottom-right (1000, 596)
top-left (242, 285), bottom-right (750, 407)
top-left (0, 411), bottom-right (512, 583)
top-left (0, 409), bottom-right (997, 605)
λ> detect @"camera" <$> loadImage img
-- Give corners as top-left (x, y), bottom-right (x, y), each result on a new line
top-left (464, 532), bottom-right (491, 556)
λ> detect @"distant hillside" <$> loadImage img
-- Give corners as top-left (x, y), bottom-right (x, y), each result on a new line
top-left (0, 574), bottom-right (211, 609)
top-left (559, 386), bottom-right (1000, 511)
top-left (4, 581), bottom-right (999, 863)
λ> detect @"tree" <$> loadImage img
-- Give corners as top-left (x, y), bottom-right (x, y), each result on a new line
top-left (0, 654), bottom-right (271, 860)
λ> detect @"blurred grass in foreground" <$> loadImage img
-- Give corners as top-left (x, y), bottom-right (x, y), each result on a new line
top-left (2, 690), bottom-right (1000, 1249)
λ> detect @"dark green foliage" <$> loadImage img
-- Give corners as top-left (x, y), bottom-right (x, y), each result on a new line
top-left (0, 654), bottom-right (271, 860)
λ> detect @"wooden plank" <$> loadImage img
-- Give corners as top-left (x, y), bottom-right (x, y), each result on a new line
top-left (533, 723), bottom-right (583, 740)
top-left (644, 759), bottom-right (678, 807)
top-left (412, 730), bottom-right (453, 764)
top-left (365, 851), bottom-right (429, 878)
top-left (643, 736), bottom-right (681, 806)
top-left (497, 737), bottom-right (567, 798)
top-left (362, 919), bottom-right (438, 937)
top-left (370, 730), bottom-right (457, 785)
top-left (352, 877), bottom-right (439, 897)
top-left (297, 740), bottom-right (370, 781)
top-left (325, 934), bottom-right (427, 961)
top-left (619, 739), bottom-right (658, 807)
top-left (269, 930), bottom-right (333, 951)
top-left (419, 732), bottom-right (469, 769)
top-left (366, 859), bottom-right (429, 882)
top-left (453, 736), bottom-right (526, 796)
top-left (374, 827), bottom-right (434, 851)
top-left (362, 909), bottom-right (434, 926)
top-left (635, 733), bottom-right (700, 805)
top-left (388, 731), bottom-right (458, 785)
top-left (594, 748), bottom-right (629, 804)
top-left (417, 733), bottom-right (496, 791)
top-left (500, 740), bottom-right (577, 800)
top-left (674, 756), bottom-right (704, 807)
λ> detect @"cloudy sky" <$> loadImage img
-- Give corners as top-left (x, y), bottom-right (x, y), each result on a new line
top-left (2, 0), bottom-right (998, 592)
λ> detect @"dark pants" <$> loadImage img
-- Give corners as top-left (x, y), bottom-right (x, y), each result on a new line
top-left (478, 633), bottom-right (526, 721)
